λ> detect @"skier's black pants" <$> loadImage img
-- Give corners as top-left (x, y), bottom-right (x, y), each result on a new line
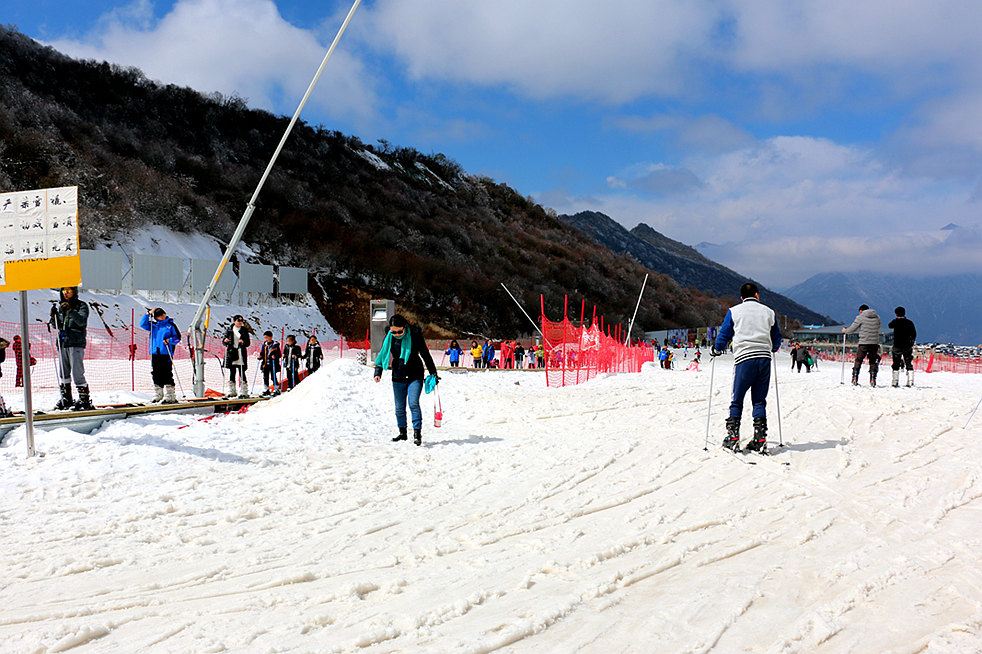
top-left (853, 344), bottom-right (880, 374)
top-left (263, 366), bottom-right (280, 390)
top-left (892, 348), bottom-right (914, 371)
top-left (796, 361), bottom-right (811, 373)
top-left (285, 362), bottom-right (299, 389)
top-left (150, 354), bottom-right (174, 387)
top-left (228, 365), bottom-right (245, 383)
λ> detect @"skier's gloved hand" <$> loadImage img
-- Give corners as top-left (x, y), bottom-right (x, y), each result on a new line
top-left (710, 347), bottom-right (723, 357)
top-left (60, 302), bottom-right (70, 313)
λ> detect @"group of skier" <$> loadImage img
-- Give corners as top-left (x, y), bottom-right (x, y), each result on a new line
top-left (220, 315), bottom-right (324, 399)
top-left (841, 304), bottom-right (917, 388)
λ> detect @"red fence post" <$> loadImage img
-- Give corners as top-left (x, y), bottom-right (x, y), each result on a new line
top-left (131, 308), bottom-right (135, 392)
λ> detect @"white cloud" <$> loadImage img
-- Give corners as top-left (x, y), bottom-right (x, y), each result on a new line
top-left (542, 135), bottom-right (981, 284)
top-left (360, 0), bottom-right (717, 103)
top-left (609, 113), bottom-right (755, 154)
top-left (49, 0), bottom-right (377, 125)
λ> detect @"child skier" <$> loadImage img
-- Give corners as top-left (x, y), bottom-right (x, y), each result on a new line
top-left (222, 315), bottom-right (251, 398)
top-left (282, 335), bottom-right (302, 390)
top-left (445, 340), bottom-right (463, 368)
top-left (304, 335), bottom-right (323, 374)
top-left (258, 331), bottom-right (282, 396)
top-left (713, 282), bottom-right (782, 454)
top-left (138, 308), bottom-right (181, 404)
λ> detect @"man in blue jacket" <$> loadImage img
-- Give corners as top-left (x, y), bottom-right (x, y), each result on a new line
top-left (139, 307), bottom-right (181, 404)
top-left (713, 283), bottom-right (782, 453)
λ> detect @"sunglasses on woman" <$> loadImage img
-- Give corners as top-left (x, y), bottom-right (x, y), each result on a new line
top-left (390, 328), bottom-right (405, 336)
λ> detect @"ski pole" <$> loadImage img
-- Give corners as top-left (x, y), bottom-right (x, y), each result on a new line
top-left (840, 334), bottom-right (846, 385)
top-left (966, 394), bottom-right (982, 430)
top-left (703, 354), bottom-right (717, 450)
top-left (772, 352), bottom-right (784, 447)
top-left (165, 337), bottom-right (187, 399)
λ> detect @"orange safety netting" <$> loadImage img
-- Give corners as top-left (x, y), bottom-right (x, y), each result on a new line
top-left (540, 295), bottom-right (654, 388)
top-left (0, 319), bottom-right (368, 398)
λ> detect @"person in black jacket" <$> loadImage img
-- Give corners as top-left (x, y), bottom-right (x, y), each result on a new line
top-left (222, 315), bottom-right (252, 398)
top-left (282, 335), bottom-right (302, 390)
top-left (889, 306), bottom-right (917, 388)
top-left (48, 286), bottom-right (92, 410)
top-left (304, 335), bottom-right (323, 374)
top-left (258, 331), bottom-right (282, 396)
top-left (373, 314), bottom-right (437, 446)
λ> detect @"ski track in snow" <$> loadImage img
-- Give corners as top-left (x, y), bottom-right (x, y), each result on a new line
top-left (1, 355), bottom-right (981, 653)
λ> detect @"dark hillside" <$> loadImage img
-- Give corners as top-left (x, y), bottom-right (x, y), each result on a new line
top-left (0, 27), bottom-right (727, 337)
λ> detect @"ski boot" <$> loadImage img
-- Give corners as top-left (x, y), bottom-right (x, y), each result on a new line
top-left (161, 385), bottom-right (177, 405)
top-left (906, 370), bottom-right (914, 388)
top-left (722, 417), bottom-right (741, 451)
top-left (392, 427), bottom-right (408, 442)
top-left (73, 385), bottom-right (95, 411)
top-left (54, 383), bottom-right (74, 410)
top-left (224, 380), bottom-right (236, 399)
top-left (870, 370), bottom-right (877, 387)
top-left (260, 388), bottom-right (271, 397)
top-left (238, 379), bottom-right (250, 399)
top-left (851, 369), bottom-right (860, 386)
top-left (150, 386), bottom-right (165, 404)
top-left (413, 428), bottom-right (422, 447)
top-left (745, 417), bottom-right (768, 455)
top-left (0, 398), bottom-right (13, 418)
top-left (891, 370), bottom-right (900, 388)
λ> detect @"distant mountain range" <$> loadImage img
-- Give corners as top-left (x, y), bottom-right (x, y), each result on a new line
top-left (560, 211), bottom-right (829, 324)
top-left (783, 272), bottom-right (982, 344)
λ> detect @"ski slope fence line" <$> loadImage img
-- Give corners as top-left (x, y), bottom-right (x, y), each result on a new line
top-left (0, 319), bottom-right (369, 397)
top-left (813, 348), bottom-right (982, 374)
top-left (539, 295), bottom-right (654, 388)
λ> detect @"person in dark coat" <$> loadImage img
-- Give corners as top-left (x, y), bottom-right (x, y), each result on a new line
top-left (304, 335), bottom-right (323, 374)
top-left (139, 307), bottom-right (181, 404)
top-left (373, 314), bottom-right (438, 446)
top-left (48, 286), bottom-right (92, 410)
top-left (282, 335), bottom-right (302, 390)
top-left (0, 339), bottom-right (10, 418)
top-left (889, 306), bottom-right (917, 388)
top-left (258, 331), bottom-right (282, 396)
top-left (222, 315), bottom-right (251, 398)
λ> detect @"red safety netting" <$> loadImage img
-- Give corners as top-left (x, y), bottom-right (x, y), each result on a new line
top-left (540, 295), bottom-right (654, 388)
top-left (812, 348), bottom-right (982, 373)
top-left (0, 318), bottom-right (368, 400)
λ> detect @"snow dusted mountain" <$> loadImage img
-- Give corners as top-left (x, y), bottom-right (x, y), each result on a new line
top-left (783, 271), bottom-right (982, 344)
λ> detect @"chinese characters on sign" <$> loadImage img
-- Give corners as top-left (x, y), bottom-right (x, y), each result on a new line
top-left (0, 186), bottom-right (79, 285)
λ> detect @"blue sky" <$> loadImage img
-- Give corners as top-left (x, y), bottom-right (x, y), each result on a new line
top-left (6, 0), bottom-right (982, 285)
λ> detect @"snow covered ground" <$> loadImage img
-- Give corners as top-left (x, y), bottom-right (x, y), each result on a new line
top-left (1, 354), bottom-right (980, 653)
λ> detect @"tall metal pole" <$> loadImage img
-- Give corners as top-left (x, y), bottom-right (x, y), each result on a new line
top-left (624, 273), bottom-right (648, 346)
top-left (19, 292), bottom-right (35, 458)
top-left (840, 333), bottom-right (847, 385)
top-left (500, 283), bottom-right (551, 345)
top-left (188, 0), bottom-right (363, 396)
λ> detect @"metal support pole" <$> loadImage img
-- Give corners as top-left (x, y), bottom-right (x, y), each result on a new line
top-left (500, 283), bottom-right (551, 345)
top-left (188, 0), bottom-right (362, 396)
top-left (19, 292), bottom-right (35, 458)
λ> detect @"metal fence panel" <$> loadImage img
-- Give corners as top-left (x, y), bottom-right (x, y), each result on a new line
top-left (238, 262), bottom-right (274, 293)
top-left (80, 249), bottom-right (124, 290)
top-left (132, 254), bottom-right (185, 291)
top-left (190, 259), bottom-right (235, 295)
top-left (278, 266), bottom-right (307, 294)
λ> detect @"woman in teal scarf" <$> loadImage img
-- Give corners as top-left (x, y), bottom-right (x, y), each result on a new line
top-left (373, 315), bottom-right (438, 446)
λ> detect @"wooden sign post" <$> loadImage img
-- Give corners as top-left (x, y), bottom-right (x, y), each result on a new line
top-left (0, 186), bottom-right (82, 457)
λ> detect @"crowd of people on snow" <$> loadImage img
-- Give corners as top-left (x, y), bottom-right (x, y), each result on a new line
top-left (444, 339), bottom-right (546, 370)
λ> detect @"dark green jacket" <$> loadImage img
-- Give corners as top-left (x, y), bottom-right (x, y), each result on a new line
top-left (49, 296), bottom-right (89, 349)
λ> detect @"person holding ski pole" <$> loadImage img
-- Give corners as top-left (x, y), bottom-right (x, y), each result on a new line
top-left (842, 304), bottom-right (882, 387)
top-left (889, 306), bottom-right (917, 388)
top-left (712, 282), bottom-right (782, 453)
top-left (282, 335), bottom-right (302, 390)
top-left (222, 314), bottom-right (251, 398)
top-left (48, 286), bottom-right (93, 410)
top-left (258, 331), bottom-right (282, 396)
top-left (304, 335), bottom-right (323, 375)
top-left (373, 314), bottom-right (438, 446)
top-left (139, 307), bottom-right (181, 404)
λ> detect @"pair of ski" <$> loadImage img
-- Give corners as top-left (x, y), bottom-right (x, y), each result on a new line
top-left (718, 443), bottom-right (790, 466)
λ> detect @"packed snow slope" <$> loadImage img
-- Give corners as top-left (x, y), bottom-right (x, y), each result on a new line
top-left (1, 355), bottom-right (981, 653)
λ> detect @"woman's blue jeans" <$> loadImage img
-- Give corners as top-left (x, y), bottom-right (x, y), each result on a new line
top-left (392, 379), bottom-right (423, 430)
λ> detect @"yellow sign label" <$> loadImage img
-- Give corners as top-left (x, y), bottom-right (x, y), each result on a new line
top-left (0, 186), bottom-right (82, 292)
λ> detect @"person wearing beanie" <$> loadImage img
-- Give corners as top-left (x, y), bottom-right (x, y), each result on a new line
top-left (48, 286), bottom-right (93, 410)
top-left (888, 306), bottom-right (917, 388)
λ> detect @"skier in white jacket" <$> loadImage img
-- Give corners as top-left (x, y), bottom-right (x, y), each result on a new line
top-left (712, 283), bottom-right (782, 453)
